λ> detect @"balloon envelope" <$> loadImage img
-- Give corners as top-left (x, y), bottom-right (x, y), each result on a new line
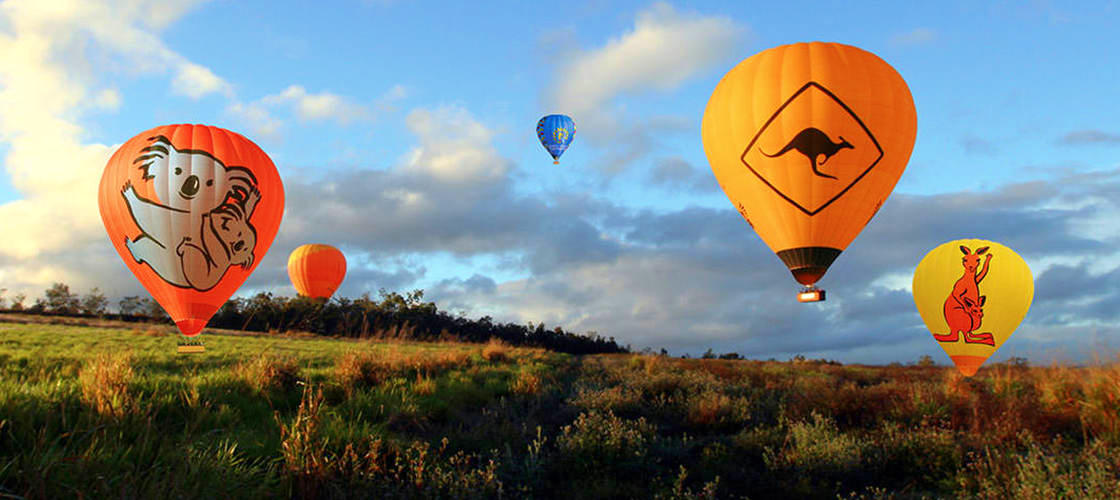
top-left (702, 42), bottom-right (917, 289)
top-left (98, 124), bottom-right (285, 336)
top-left (537, 114), bottom-right (576, 164)
top-left (912, 239), bottom-right (1034, 376)
top-left (288, 244), bottom-right (347, 299)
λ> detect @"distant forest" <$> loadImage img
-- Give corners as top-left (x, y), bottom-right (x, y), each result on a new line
top-left (0, 283), bottom-right (628, 355)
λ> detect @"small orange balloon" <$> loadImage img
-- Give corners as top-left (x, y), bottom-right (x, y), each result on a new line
top-left (98, 124), bottom-right (285, 337)
top-left (288, 244), bottom-right (347, 299)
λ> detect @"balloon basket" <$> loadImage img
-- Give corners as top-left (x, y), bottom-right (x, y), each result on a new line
top-left (797, 287), bottom-right (825, 303)
top-left (553, 160), bottom-right (559, 165)
top-left (177, 340), bottom-right (205, 354)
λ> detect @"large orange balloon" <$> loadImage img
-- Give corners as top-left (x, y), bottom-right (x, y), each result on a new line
top-left (98, 124), bottom-right (285, 337)
top-left (288, 244), bottom-right (347, 299)
top-left (702, 42), bottom-right (917, 295)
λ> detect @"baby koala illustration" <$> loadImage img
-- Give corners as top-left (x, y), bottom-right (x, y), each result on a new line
top-left (121, 135), bottom-right (261, 291)
top-left (935, 245), bottom-right (995, 345)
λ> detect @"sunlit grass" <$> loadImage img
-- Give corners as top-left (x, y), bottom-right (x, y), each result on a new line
top-left (1, 321), bottom-right (1118, 498)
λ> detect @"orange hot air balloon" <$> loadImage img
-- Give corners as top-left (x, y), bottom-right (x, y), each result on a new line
top-left (98, 124), bottom-right (285, 337)
top-left (702, 42), bottom-right (917, 301)
top-left (288, 244), bottom-right (347, 299)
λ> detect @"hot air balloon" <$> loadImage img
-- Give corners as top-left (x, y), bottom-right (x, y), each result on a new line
top-left (288, 244), bottom-right (347, 299)
top-left (537, 114), bottom-right (575, 164)
top-left (913, 239), bottom-right (1033, 377)
top-left (98, 124), bottom-right (285, 349)
top-left (702, 42), bottom-right (917, 301)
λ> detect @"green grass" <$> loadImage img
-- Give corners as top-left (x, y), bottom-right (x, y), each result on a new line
top-left (1, 321), bottom-right (1118, 499)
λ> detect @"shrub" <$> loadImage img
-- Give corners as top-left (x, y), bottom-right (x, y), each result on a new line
top-left (557, 410), bottom-right (657, 470)
top-left (766, 412), bottom-right (863, 473)
top-left (963, 439), bottom-right (1120, 499)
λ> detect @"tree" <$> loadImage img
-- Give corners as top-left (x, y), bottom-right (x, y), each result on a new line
top-left (119, 296), bottom-right (144, 316)
top-left (10, 293), bottom-right (26, 311)
top-left (916, 354), bottom-right (936, 368)
top-left (701, 348), bottom-right (716, 359)
top-left (0, 288), bottom-right (6, 309)
top-left (141, 298), bottom-right (169, 321)
top-left (44, 283), bottom-right (80, 314)
top-left (1005, 357), bottom-right (1029, 369)
top-left (80, 288), bottom-right (109, 316)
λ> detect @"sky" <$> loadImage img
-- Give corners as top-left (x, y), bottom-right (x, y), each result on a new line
top-left (1, 0), bottom-right (1120, 364)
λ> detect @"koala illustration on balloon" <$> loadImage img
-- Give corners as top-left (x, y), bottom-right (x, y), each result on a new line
top-left (121, 135), bottom-right (261, 291)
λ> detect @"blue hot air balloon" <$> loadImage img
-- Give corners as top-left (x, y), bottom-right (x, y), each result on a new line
top-left (536, 114), bottom-right (575, 164)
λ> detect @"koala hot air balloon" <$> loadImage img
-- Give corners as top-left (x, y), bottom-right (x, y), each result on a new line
top-left (98, 124), bottom-right (285, 351)
top-left (702, 42), bottom-right (917, 302)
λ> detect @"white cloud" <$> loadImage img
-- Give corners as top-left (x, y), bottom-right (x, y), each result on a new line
top-left (262, 85), bottom-right (369, 123)
top-left (172, 61), bottom-right (231, 98)
top-left (227, 83), bottom-right (405, 137)
top-left (427, 169), bottom-right (1120, 361)
top-left (402, 106), bottom-right (507, 183)
top-left (546, 2), bottom-right (744, 175)
top-left (889, 27), bottom-right (938, 47)
top-left (550, 2), bottom-right (742, 115)
top-left (0, 0), bottom-right (225, 295)
top-left (225, 101), bottom-right (283, 139)
top-left (92, 88), bottom-right (122, 110)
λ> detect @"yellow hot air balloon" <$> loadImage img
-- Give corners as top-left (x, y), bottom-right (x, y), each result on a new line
top-left (702, 42), bottom-right (917, 301)
top-left (912, 239), bottom-right (1034, 377)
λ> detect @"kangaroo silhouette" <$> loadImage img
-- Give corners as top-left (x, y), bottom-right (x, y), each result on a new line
top-left (935, 245), bottom-right (995, 346)
top-left (761, 127), bottom-right (853, 180)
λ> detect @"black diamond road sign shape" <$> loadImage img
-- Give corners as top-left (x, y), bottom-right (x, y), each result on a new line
top-left (740, 81), bottom-right (884, 216)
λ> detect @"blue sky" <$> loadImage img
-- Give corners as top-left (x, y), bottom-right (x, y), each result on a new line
top-left (2, 0), bottom-right (1120, 364)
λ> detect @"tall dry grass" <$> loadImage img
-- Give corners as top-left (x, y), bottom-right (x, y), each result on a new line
top-left (274, 384), bottom-right (505, 497)
top-left (78, 351), bottom-right (135, 417)
top-left (276, 384), bottom-right (329, 497)
top-left (233, 354), bottom-right (302, 393)
top-left (333, 349), bottom-right (474, 397)
top-left (481, 338), bottom-right (509, 363)
top-left (511, 370), bottom-right (543, 396)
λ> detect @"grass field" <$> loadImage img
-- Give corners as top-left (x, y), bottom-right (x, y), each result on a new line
top-left (1, 319), bottom-right (1118, 499)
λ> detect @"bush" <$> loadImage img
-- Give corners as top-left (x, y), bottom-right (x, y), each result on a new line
top-left (558, 410), bottom-right (657, 470)
top-left (963, 439), bottom-right (1120, 499)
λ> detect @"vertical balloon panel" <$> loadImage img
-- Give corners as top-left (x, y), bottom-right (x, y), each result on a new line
top-left (912, 239), bottom-right (1034, 376)
top-left (98, 124), bottom-right (285, 337)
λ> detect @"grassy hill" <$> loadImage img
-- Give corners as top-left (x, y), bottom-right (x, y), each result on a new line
top-left (1, 319), bottom-right (1118, 499)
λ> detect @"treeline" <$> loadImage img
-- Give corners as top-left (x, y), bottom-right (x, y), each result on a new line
top-left (0, 284), bottom-right (627, 355)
